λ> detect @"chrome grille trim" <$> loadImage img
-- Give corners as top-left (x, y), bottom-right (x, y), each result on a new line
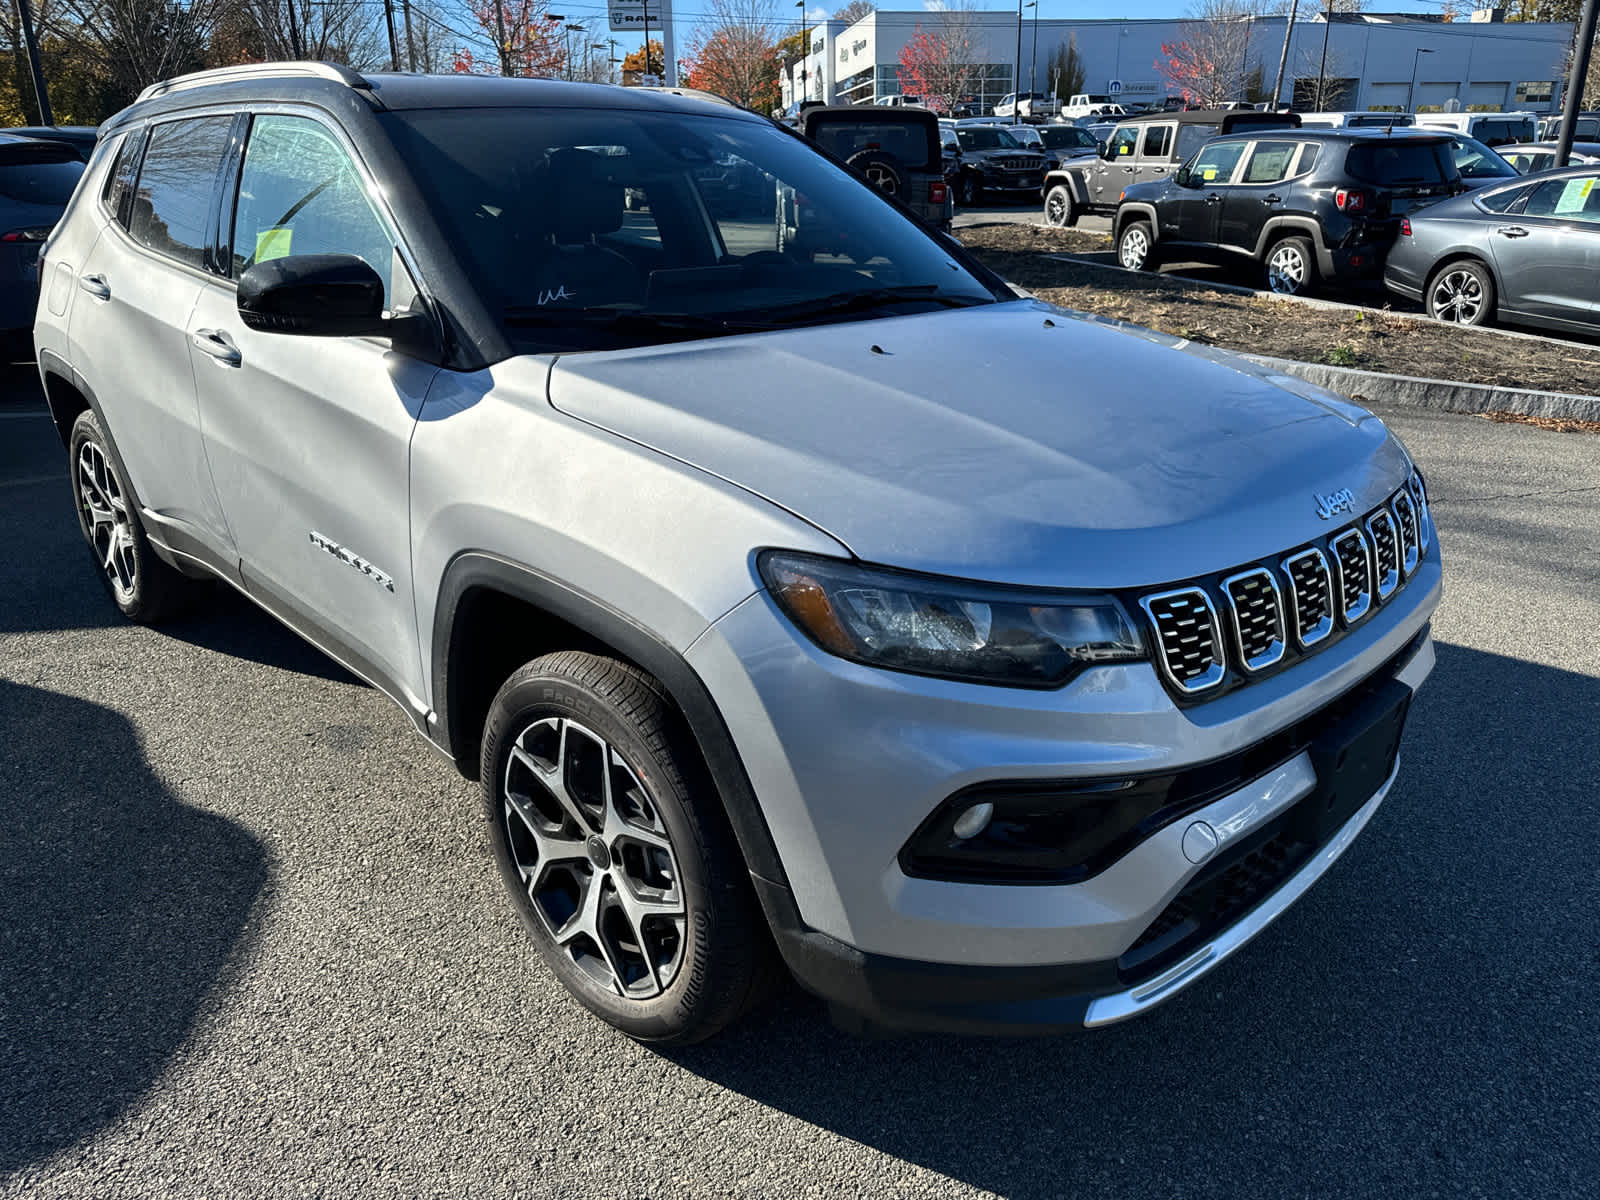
top-left (1139, 587), bottom-right (1225, 694)
top-left (1220, 568), bottom-right (1286, 672)
top-left (1281, 548), bottom-right (1334, 649)
top-left (1392, 490), bottom-right (1421, 576)
top-left (1366, 510), bottom-right (1401, 600)
top-left (1331, 528), bottom-right (1373, 625)
top-left (1408, 472), bottom-right (1430, 551)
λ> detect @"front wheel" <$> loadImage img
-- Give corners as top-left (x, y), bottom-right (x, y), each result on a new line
top-left (1117, 220), bottom-right (1158, 272)
top-left (957, 172), bottom-right (982, 207)
top-left (1264, 235), bottom-right (1318, 295)
top-left (1043, 184), bottom-right (1076, 227)
top-left (1426, 259), bottom-right (1495, 326)
top-left (480, 651), bottom-right (772, 1044)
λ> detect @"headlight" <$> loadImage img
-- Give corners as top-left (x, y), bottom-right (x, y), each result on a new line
top-left (759, 551), bottom-right (1144, 687)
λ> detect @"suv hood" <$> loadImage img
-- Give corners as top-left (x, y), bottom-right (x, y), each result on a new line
top-left (547, 302), bottom-right (1409, 589)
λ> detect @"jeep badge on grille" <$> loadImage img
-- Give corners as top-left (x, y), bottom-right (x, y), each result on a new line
top-left (1315, 488), bottom-right (1356, 520)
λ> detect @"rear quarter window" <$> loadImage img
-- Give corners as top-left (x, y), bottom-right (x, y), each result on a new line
top-left (1345, 141), bottom-right (1454, 186)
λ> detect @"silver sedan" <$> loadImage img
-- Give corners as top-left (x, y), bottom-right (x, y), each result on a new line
top-left (1384, 163), bottom-right (1600, 334)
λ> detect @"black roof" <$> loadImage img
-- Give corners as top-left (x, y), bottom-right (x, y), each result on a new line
top-left (105, 67), bottom-right (765, 134)
top-left (1208, 126), bottom-right (1455, 143)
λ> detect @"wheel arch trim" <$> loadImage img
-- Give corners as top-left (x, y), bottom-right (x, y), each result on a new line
top-left (430, 550), bottom-right (793, 891)
top-left (1115, 202), bottom-right (1160, 242)
top-left (1253, 217), bottom-right (1331, 273)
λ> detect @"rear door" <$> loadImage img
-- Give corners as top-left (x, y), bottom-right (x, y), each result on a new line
top-left (67, 114), bottom-right (236, 558)
top-left (1487, 173), bottom-right (1600, 328)
top-left (1134, 121), bottom-right (1177, 187)
top-left (187, 111), bottom-right (438, 706)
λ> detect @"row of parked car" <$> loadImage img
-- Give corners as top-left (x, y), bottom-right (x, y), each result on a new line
top-left (1035, 106), bottom-right (1600, 337)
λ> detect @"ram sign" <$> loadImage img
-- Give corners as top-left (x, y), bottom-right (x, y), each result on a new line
top-left (608, 0), bottom-right (670, 31)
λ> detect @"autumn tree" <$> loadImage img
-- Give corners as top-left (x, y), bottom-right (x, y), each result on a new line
top-left (454, 0), bottom-right (565, 77)
top-left (1157, 0), bottom-right (1256, 108)
top-left (48, 0), bottom-right (233, 103)
top-left (680, 0), bottom-right (781, 111)
top-left (894, 2), bottom-right (982, 114)
top-left (621, 38), bottom-right (664, 76)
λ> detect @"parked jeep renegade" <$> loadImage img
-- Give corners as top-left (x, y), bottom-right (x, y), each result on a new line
top-left (35, 65), bottom-right (1440, 1043)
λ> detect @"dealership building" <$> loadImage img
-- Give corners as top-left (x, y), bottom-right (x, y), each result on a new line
top-left (780, 9), bottom-right (1577, 115)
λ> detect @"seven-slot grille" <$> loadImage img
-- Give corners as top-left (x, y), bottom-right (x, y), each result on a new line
top-left (1138, 588), bottom-right (1225, 693)
top-left (1139, 480), bottom-right (1428, 699)
top-left (999, 157), bottom-right (1040, 171)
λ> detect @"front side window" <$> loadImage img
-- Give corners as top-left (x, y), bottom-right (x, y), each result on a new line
top-left (128, 116), bottom-right (233, 270)
top-left (1523, 175), bottom-right (1600, 222)
top-left (1107, 127), bottom-right (1139, 158)
top-left (1141, 124), bottom-right (1172, 158)
top-left (231, 115), bottom-right (409, 307)
top-left (1189, 139), bottom-right (1247, 185)
top-left (382, 107), bottom-right (998, 353)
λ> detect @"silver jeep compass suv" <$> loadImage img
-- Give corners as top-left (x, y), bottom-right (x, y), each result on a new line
top-left (35, 64), bottom-right (1440, 1043)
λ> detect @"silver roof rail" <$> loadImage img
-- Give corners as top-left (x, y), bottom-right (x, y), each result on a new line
top-left (137, 61), bottom-right (371, 104)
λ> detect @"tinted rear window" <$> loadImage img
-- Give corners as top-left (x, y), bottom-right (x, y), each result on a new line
top-left (1345, 141), bottom-right (1455, 186)
top-left (0, 159), bottom-right (83, 205)
top-left (810, 122), bottom-right (935, 171)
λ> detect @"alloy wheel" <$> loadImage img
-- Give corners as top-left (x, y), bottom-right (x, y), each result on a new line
top-left (77, 442), bottom-right (136, 604)
top-left (1267, 244), bottom-right (1307, 293)
top-left (1045, 190), bottom-right (1068, 226)
top-left (501, 717), bottom-right (686, 1000)
top-left (1430, 268), bottom-right (1485, 324)
top-left (863, 163), bottom-right (900, 197)
top-left (1120, 226), bottom-right (1151, 270)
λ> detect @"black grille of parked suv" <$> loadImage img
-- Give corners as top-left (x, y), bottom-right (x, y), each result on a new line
top-left (1137, 478), bottom-right (1428, 700)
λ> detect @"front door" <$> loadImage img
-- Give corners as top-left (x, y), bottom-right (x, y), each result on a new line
top-left (1488, 173), bottom-right (1600, 329)
top-left (188, 112), bottom-right (439, 708)
top-left (1171, 139), bottom-right (1248, 245)
top-left (1088, 125), bottom-right (1140, 207)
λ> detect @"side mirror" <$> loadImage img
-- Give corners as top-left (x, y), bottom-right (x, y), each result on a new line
top-left (1175, 165), bottom-right (1192, 186)
top-left (1098, 142), bottom-right (1114, 161)
top-left (238, 253), bottom-right (389, 337)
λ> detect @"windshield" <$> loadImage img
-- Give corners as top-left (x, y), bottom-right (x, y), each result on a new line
top-left (1039, 127), bottom-right (1097, 150)
top-left (1006, 126), bottom-right (1043, 148)
top-left (0, 158), bottom-right (83, 205)
top-left (957, 126), bottom-right (1022, 150)
top-left (383, 108), bottom-right (997, 352)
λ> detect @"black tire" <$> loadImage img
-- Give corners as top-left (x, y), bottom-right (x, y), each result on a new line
top-left (1425, 258), bottom-right (1496, 327)
top-left (845, 149), bottom-right (908, 201)
top-left (1117, 219), bottom-right (1159, 272)
top-left (1263, 234), bottom-right (1319, 295)
top-left (1043, 184), bottom-right (1076, 227)
top-left (480, 651), bottom-right (773, 1044)
top-left (957, 171), bottom-right (983, 207)
top-left (68, 408), bottom-right (194, 624)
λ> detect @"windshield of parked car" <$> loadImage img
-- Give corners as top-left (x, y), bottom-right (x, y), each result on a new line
top-left (1039, 127), bottom-right (1097, 150)
top-left (1006, 126), bottom-right (1044, 148)
top-left (383, 108), bottom-right (999, 352)
top-left (956, 126), bottom-right (1023, 150)
top-left (0, 157), bottom-right (84, 205)
top-left (1445, 135), bottom-right (1519, 180)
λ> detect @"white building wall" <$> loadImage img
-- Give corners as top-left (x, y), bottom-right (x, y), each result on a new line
top-left (783, 12), bottom-right (1575, 115)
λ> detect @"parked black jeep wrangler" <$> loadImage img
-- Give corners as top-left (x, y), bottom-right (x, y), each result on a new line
top-left (799, 106), bottom-right (953, 231)
top-left (1042, 109), bottom-right (1299, 227)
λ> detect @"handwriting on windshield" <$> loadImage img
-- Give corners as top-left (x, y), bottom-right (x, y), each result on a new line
top-left (538, 285), bottom-right (575, 306)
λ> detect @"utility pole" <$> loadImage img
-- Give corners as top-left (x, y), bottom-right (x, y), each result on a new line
top-left (15, 0), bottom-right (53, 126)
top-left (1237, 15), bottom-right (1253, 103)
top-left (285, 0), bottom-right (304, 59)
top-left (383, 0), bottom-right (402, 69)
top-left (1317, 2), bottom-right (1333, 111)
top-left (1012, 0), bottom-right (1023, 124)
top-left (1556, 0), bottom-right (1600, 167)
top-left (403, 0), bottom-right (418, 71)
top-left (1272, 0), bottom-right (1299, 111)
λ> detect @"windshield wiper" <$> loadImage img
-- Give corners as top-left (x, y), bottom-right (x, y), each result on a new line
top-left (502, 306), bottom-right (775, 335)
top-left (754, 285), bottom-right (990, 324)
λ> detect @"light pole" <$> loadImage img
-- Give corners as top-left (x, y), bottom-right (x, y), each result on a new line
top-left (566, 23), bottom-right (586, 80)
top-left (1409, 47), bottom-right (1434, 113)
top-left (795, 0), bottom-right (808, 103)
top-left (1026, 2), bottom-right (1038, 97)
top-left (1013, 0), bottom-right (1023, 124)
top-left (545, 15), bottom-right (564, 82)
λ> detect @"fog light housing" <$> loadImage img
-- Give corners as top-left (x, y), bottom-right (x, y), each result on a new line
top-left (951, 801), bottom-right (994, 840)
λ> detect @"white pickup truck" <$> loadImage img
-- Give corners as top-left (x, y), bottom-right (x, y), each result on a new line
top-left (992, 91), bottom-right (1062, 120)
top-left (1063, 94), bottom-right (1128, 119)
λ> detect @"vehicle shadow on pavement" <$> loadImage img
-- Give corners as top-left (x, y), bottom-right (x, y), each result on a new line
top-left (664, 641), bottom-right (1600, 1198)
top-left (0, 680), bottom-right (269, 1178)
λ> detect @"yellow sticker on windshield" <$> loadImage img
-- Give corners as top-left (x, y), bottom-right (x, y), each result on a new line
top-left (255, 226), bottom-right (293, 262)
top-left (1202, 168), bottom-right (1218, 181)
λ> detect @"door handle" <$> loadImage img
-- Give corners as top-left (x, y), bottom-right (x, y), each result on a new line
top-left (1204, 193), bottom-right (1223, 205)
top-left (78, 273), bottom-right (110, 300)
top-left (191, 328), bottom-right (242, 367)
top-left (1263, 193), bottom-right (1283, 204)
top-left (1122, 165), bottom-right (1135, 173)
top-left (1496, 226), bottom-right (1530, 238)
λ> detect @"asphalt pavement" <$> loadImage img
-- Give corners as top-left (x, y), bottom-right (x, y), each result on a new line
top-left (2, 363), bottom-right (1598, 1199)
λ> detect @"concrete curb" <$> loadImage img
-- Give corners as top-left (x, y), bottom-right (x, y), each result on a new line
top-left (1242, 354), bottom-right (1600, 422)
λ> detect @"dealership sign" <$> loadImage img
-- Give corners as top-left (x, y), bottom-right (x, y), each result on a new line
top-left (608, 0), bottom-right (670, 32)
